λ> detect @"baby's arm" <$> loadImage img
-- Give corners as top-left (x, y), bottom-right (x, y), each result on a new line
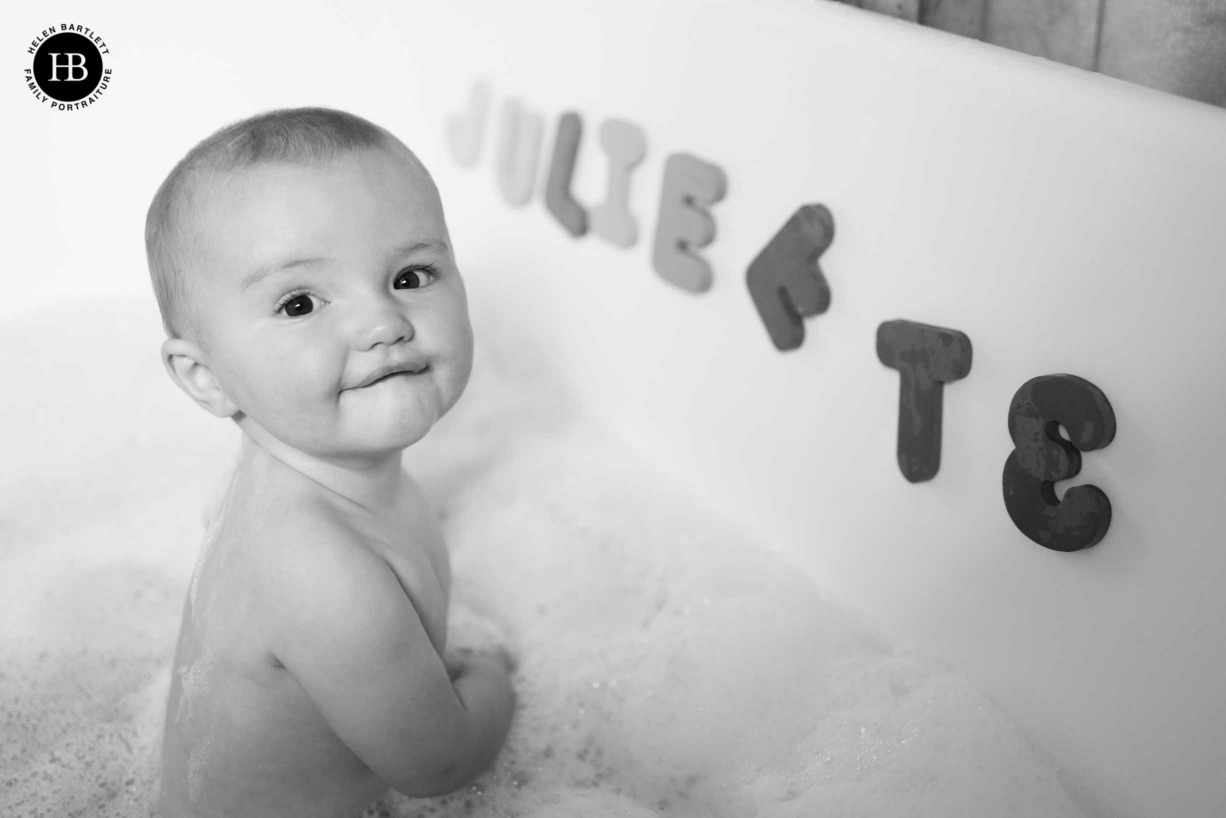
top-left (268, 519), bottom-right (515, 796)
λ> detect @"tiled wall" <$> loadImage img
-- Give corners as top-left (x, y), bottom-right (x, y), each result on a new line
top-left (832, 0), bottom-right (1226, 108)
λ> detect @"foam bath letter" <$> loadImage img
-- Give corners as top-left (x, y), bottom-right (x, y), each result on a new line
top-left (651, 153), bottom-right (727, 293)
top-left (544, 112), bottom-right (588, 237)
top-left (1002, 374), bottom-right (1116, 551)
top-left (446, 80), bottom-right (489, 168)
top-left (590, 119), bottom-right (647, 248)
top-left (495, 98), bottom-right (544, 207)
top-left (876, 320), bottom-right (973, 483)
top-left (746, 204), bottom-right (835, 351)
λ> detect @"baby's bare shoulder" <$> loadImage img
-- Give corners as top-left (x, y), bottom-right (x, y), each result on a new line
top-left (256, 496), bottom-right (382, 595)
top-left (247, 496), bottom-right (416, 649)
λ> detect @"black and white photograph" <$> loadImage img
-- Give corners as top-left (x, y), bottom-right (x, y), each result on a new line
top-left (3, 1), bottom-right (1225, 816)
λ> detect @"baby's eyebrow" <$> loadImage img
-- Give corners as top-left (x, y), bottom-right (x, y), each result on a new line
top-left (393, 239), bottom-right (449, 257)
top-left (240, 257), bottom-right (328, 292)
top-left (240, 240), bottom-right (449, 292)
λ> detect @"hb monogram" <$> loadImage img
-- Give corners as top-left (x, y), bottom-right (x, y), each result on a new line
top-left (48, 53), bottom-right (89, 82)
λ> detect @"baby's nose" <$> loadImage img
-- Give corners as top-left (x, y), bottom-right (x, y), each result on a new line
top-left (354, 299), bottom-right (414, 349)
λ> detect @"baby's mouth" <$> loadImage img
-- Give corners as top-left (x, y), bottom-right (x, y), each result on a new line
top-left (353, 364), bottom-right (430, 390)
top-left (373, 367), bottom-right (426, 385)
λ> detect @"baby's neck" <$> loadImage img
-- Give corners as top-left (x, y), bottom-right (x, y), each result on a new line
top-left (239, 433), bottom-right (406, 516)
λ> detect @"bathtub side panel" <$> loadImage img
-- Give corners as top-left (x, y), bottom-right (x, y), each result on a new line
top-left (426, 3), bottom-right (1226, 818)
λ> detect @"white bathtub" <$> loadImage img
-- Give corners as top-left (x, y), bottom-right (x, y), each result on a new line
top-left (5, 1), bottom-right (1225, 816)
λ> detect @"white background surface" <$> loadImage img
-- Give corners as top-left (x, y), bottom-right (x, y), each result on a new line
top-left (4, 2), bottom-right (1225, 816)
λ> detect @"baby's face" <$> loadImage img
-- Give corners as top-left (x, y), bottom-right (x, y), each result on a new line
top-left (187, 148), bottom-right (473, 462)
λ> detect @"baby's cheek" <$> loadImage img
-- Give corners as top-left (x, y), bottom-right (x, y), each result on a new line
top-left (289, 347), bottom-right (345, 396)
top-left (274, 353), bottom-right (344, 425)
top-left (445, 317), bottom-right (476, 394)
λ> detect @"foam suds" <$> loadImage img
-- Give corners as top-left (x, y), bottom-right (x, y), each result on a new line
top-left (1, 298), bottom-right (1086, 817)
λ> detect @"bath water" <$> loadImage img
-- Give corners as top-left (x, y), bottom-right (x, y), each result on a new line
top-left (0, 297), bottom-right (1085, 817)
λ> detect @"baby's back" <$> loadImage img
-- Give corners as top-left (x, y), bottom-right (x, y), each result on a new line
top-left (158, 512), bottom-right (385, 817)
top-left (157, 457), bottom-right (448, 818)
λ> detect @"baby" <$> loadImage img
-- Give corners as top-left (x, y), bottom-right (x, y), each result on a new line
top-left (145, 108), bottom-right (516, 817)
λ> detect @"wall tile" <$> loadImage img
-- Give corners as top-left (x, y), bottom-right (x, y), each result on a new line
top-left (920, 0), bottom-right (987, 40)
top-left (1098, 0), bottom-right (1226, 106)
top-left (983, 0), bottom-right (1103, 70)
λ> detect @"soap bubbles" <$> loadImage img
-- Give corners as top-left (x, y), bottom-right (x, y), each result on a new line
top-left (1, 296), bottom-right (1085, 817)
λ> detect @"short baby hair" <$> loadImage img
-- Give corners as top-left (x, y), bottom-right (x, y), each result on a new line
top-left (145, 107), bottom-right (416, 339)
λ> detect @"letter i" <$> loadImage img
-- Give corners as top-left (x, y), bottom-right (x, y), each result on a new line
top-left (590, 120), bottom-right (647, 248)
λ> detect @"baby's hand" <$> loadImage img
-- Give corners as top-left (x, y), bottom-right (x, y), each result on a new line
top-left (445, 645), bottom-right (517, 681)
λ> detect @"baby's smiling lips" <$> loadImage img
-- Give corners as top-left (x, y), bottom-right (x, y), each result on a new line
top-left (350, 361), bottom-right (429, 390)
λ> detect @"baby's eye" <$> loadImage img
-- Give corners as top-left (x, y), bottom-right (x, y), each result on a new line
top-left (394, 265), bottom-right (437, 290)
top-left (276, 291), bottom-right (318, 317)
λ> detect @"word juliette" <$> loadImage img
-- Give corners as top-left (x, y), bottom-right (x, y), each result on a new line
top-left (445, 81), bottom-right (1117, 553)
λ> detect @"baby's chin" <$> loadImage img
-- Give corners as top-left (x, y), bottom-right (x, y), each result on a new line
top-left (313, 423), bottom-right (438, 461)
top-left (249, 419), bottom-right (437, 466)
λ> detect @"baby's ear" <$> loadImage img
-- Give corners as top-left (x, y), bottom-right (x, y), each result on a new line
top-left (161, 338), bottom-right (239, 418)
